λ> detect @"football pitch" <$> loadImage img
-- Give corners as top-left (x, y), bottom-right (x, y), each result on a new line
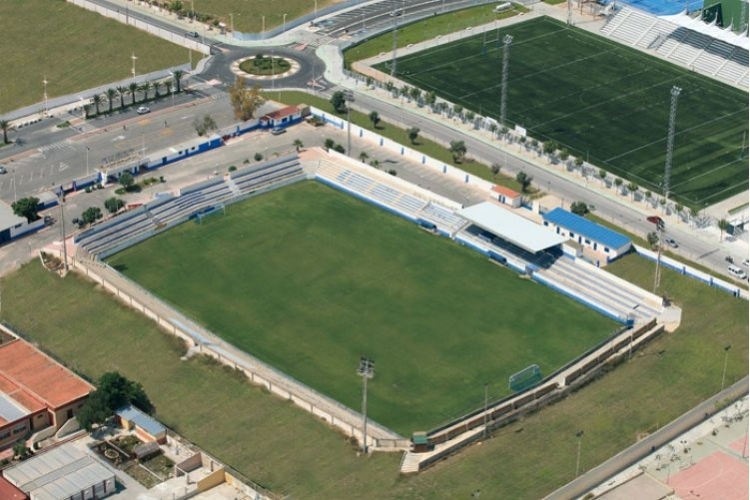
top-left (107, 181), bottom-right (617, 435)
top-left (378, 17), bottom-right (749, 207)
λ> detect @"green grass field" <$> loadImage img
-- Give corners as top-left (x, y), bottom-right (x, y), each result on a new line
top-left (0, 0), bottom-right (189, 113)
top-left (378, 17), bottom-right (749, 207)
top-left (1, 248), bottom-right (745, 498)
top-left (105, 181), bottom-right (616, 434)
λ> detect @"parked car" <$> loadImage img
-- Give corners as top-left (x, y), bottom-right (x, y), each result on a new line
top-left (136, 106), bottom-right (150, 115)
top-left (389, 10), bottom-right (402, 16)
top-left (743, 259), bottom-right (749, 268)
top-left (646, 215), bottom-right (663, 226)
top-left (727, 264), bottom-right (747, 280)
top-left (271, 127), bottom-right (286, 135)
top-left (185, 31), bottom-right (200, 38)
top-left (665, 238), bottom-right (678, 248)
top-left (0, 165), bottom-right (7, 174)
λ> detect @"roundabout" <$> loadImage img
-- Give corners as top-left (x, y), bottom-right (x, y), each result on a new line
top-left (231, 54), bottom-right (301, 81)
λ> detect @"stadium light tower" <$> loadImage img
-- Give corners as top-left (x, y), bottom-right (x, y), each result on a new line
top-left (357, 356), bottom-right (375, 454)
top-left (662, 86), bottom-right (682, 203)
top-left (500, 34), bottom-right (513, 128)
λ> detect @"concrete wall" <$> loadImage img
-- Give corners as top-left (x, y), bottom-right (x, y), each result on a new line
top-left (197, 468), bottom-right (226, 493)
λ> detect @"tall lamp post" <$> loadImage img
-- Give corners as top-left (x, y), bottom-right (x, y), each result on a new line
top-left (85, 147), bottom-right (90, 176)
top-left (229, 13), bottom-right (234, 34)
top-left (131, 52), bottom-right (138, 84)
top-left (344, 90), bottom-right (354, 157)
top-left (58, 188), bottom-right (68, 272)
top-left (575, 430), bottom-right (584, 477)
top-left (721, 344), bottom-right (732, 391)
top-left (283, 13), bottom-right (288, 41)
top-left (43, 77), bottom-right (49, 116)
top-left (357, 356), bottom-right (375, 454)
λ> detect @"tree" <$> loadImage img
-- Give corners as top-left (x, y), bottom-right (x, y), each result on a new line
top-left (119, 172), bottom-right (135, 191)
top-left (626, 182), bottom-right (638, 201)
top-left (465, 110), bottom-right (476, 122)
top-left (491, 163), bottom-right (501, 176)
top-left (77, 372), bottom-right (154, 431)
top-left (400, 85), bottom-right (410, 98)
top-left (516, 171), bottom-right (533, 193)
top-left (437, 102), bottom-right (449, 114)
top-left (718, 218), bottom-right (729, 241)
top-left (598, 168), bottom-right (607, 185)
top-left (293, 139), bottom-right (303, 152)
top-left (11, 197), bottom-right (40, 223)
top-left (0, 119), bottom-right (13, 144)
top-left (92, 94), bottom-right (103, 116)
top-left (488, 123), bottom-right (498, 139)
top-left (453, 104), bottom-right (463, 120)
top-left (675, 203), bottom-right (684, 222)
top-left (164, 80), bottom-right (173, 99)
top-left (81, 207), bottom-right (103, 225)
top-left (574, 156), bottom-right (584, 170)
top-left (542, 140), bottom-right (557, 159)
top-left (106, 88), bottom-right (116, 114)
top-left (645, 190), bottom-right (652, 204)
top-left (499, 126), bottom-right (509, 141)
top-left (689, 206), bottom-right (699, 227)
top-left (173, 69), bottom-right (185, 93)
top-left (116, 86), bottom-right (127, 109)
top-left (559, 148), bottom-right (570, 164)
top-left (369, 159), bottom-right (380, 169)
top-left (254, 152), bottom-right (264, 161)
top-left (407, 127), bottom-right (420, 145)
top-left (614, 177), bottom-right (623, 193)
top-left (193, 114), bottom-right (217, 136)
top-left (104, 197), bottom-right (125, 214)
top-left (358, 151), bottom-right (369, 163)
top-left (324, 138), bottom-right (335, 150)
top-left (333, 144), bottom-right (345, 154)
top-left (128, 82), bottom-right (138, 105)
top-left (659, 198), bottom-right (667, 212)
top-left (228, 77), bottom-right (265, 121)
top-left (646, 231), bottom-right (659, 249)
top-left (425, 91), bottom-right (437, 108)
top-left (409, 86), bottom-right (421, 102)
top-left (139, 82), bottom-right (151, 102)
top-left (449, 140), bottom-right (467, 163)
top-left (368, 111), bottom-right (380, 129)
top-left (329, 91), bottom-right (346, 113)
top-left (570, 201), bottom-right (589, 216)
top-left (12, 440), bottom-right (31, 460)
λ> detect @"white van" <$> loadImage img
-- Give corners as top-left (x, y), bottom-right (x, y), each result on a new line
top-left (727, 264), bottom-right (747, 280)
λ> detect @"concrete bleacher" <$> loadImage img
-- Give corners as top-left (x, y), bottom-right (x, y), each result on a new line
top-left (418, 203), bottom-right (467, 236)
top-left (601, 7), bottom-right (749, 89)
top-left (535, 257), bottom-right (661, 322)
top-left (230, 156), bottom-right (305, 194)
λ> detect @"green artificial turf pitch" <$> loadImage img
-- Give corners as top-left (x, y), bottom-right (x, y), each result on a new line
top-left (377, 16), bottom-right (749, 207)
top-left (107, 181), bottom-right (617, 435)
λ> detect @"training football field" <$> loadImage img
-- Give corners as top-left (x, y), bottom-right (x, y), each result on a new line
top-left (107, 181), bottom-right (617, 435)
top-left (379, 17), bottom-right (748, 207)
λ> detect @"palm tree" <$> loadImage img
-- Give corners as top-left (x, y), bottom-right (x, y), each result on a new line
top-left (293, 139), bottom-right (303, 152)
top-left (139, 82), bottom-right (151, 102)
top-left (173, 70), bottom-right (184, 93)
top-left (488, 123), bottom-right (498, 139)
top-left (359, 151), bottom-right (369, 163)
top-left (0, 119), bottom-right (12, 144)
top-left (92, 94), bottom-right (103, 116)
top-left (116, 86), bottom-right (127, 109)
top-left (128, 82), bottom-right (138, 105)
top-left (106, 88), bottom-right (116, 114)
top-left (626, 182), bottom-right (638, 201)
top-left (153, 81), bottom-right (162, 99)
top-left (164, 80), bottom-right (173, 98)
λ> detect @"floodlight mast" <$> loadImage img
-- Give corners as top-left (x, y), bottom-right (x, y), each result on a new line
top-left (662, 86), bottom-right (682, 203)
top-left (500, 35), bottom-right (513, 128)
top-left (357, 356), bottom-right (375, 454)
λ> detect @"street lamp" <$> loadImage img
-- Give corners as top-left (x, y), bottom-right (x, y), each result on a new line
top-left (229, 13), bottom-right (234, 33)
top-left (262, 15), bottom-right (265, 35)
top-left (43, 77), bottom-right (48, 116)
top-left (344, 90), bottom-right (354, 157)
top-left (131, 52), bottom-right (138, 84)
top-left (314, 0), bottom-right (318, 24)
top-left (357, 356), bottom-right (375, 454)
top-left (575, 430), bottom-right (584, 477)
top-left (168, 72), bottom-right (176, 107)
top-left (721, 344), bottom-right (732, 391)
top-left (283, 13), bottom-right (287, 41)
top-left (86, 147), bottom-right (90, 176)
top-left (57, 188), bottom-right (68, 273)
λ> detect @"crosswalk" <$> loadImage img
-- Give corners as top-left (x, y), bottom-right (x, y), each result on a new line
top-left (38, 143), bottom-right (76, 155)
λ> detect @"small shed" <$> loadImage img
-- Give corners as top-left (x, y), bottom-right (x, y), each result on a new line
top-left (116, 404), bottom-right (167, 444)
top-left (259, 104), bottom-right (306, 129)
top-left (412, 432), bottom-right (431, 453)
top-left (542, 207), bottom-right (632, 261)
top-left (491, 185), bottom-right (522, 208)
top-left (133, 441), bottom-right (162, 461)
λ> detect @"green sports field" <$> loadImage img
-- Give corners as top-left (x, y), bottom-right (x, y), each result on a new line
top-left (378, 17), bottom-right (749, 207)
top-left (107, 181), bottom-right (617, 435)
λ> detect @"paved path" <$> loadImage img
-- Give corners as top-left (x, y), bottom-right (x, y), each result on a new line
top-left (545, 376), bottom-right (750, 499)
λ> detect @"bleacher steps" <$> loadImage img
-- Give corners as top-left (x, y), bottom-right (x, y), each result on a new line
top-left (225, 177), bottom-right (242, 197)
top-left (399, 452), bottom-right (421, 474)
top-left (145, 209), bottom-right (164, 229)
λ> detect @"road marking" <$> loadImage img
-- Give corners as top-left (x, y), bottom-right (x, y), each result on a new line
top-left (59, 162), bottom-right (70, 172)
top-left (112, 135), bottom-right (126, 142)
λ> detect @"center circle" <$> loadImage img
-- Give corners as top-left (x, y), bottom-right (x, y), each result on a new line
top-left (239, 55), bottom-right (292, 76)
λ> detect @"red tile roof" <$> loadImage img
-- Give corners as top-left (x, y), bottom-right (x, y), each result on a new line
top-left (0, 340), bottom-right (93, 410)
top-left (0, 476), bottom-right (27, 500)
top-left (491, 185), bottom-right (521, 198)
top-left (262, 105), bottom-right (300, 121)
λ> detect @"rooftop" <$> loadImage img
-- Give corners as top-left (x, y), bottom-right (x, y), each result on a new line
top-left (0, 339), bottom-right (93, 412)
top-left (458, 202), bottom-right (567, 253)
top-left (543, 208), bottom-right (631, 250)
top-left (0, 200), bottom-right (26, 232)
top-left (116, 404), bottom-right (166, 437)
top-left (491, 185), bottom-right (520, 198)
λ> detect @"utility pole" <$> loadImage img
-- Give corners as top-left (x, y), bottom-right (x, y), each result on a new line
top-left (500, 35), bottom-right (513, 128)
top-left (58, 188), bottom-right (68, 273)
top-left (390, 17), bottom-right (398, 77)
top-left (43, 77), bottom-right (49, 117)
top-left (131, 52), bottom-right (138, 84)
top-left (344, 90), bottom-right (354, 157)
top-left (357, 356), bottom-right (375, 454)
top-left (721, 344), bottom-right (732, 391)
top-left (653, 218), bottom-right (665, 292)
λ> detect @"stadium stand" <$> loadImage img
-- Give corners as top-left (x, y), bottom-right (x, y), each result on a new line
top-left (601, 7), bottom-right (749, 88)
top-left (230, 155), bottom-right (305, 195)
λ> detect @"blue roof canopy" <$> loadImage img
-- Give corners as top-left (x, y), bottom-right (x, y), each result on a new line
top-left (542, 208), bottom-right (631, 250)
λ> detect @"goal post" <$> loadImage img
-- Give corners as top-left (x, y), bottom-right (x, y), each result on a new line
top-left (194, 204), bottom-right (226, 224)
top-left (509, 364), bottom-right (542, 392)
